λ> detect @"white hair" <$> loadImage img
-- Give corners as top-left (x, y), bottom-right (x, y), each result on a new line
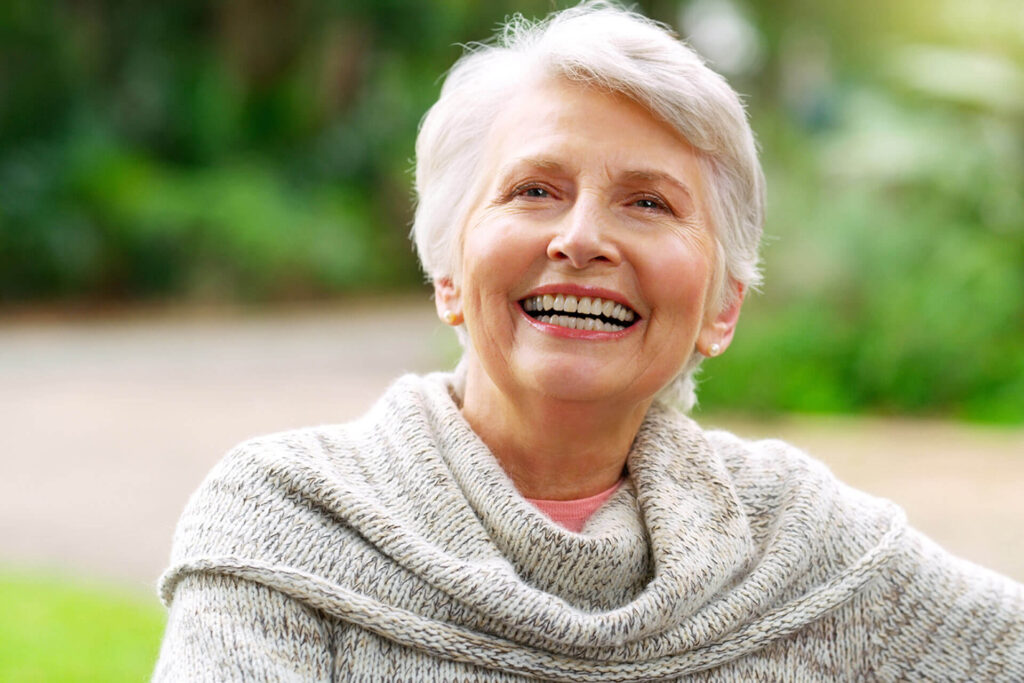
top-left (412, 1), bottom-right (765, 411)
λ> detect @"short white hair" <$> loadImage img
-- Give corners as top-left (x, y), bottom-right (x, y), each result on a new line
top-left (412, 1), bottom-right (765, 411)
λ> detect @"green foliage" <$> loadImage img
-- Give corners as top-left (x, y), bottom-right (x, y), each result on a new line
top-left (1, 0), bottom-right (1021, 420)
top-left (0, 570), bottom-right (165, 682)
top-left (680, 0), bottom-right (1024, 423)
top-left (698, 85), bottom-right (1024, 422)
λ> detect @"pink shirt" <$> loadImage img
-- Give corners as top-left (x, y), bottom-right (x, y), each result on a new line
top-left (526, 479), bottom-right (624, 533)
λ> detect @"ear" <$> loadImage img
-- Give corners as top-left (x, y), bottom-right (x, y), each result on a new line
top-left (698, 281), bottom-right (745, 356)
top-left (433, 277), bottom-right (463, 325)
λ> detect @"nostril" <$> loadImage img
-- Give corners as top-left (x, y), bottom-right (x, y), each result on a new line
top-left (547, 230), bottom-right (618, 267)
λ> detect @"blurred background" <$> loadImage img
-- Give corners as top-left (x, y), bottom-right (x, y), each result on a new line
top-left (2, 0), bottom-right (1022, 679)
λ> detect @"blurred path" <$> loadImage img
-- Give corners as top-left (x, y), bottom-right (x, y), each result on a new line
top-left (1, 299), bottom-right (450, 592)
top-left (2, 299), bottom-right (1022, 594)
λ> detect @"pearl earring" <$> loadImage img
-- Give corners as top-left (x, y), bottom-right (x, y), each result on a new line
top-left (708, 343), bottom-right (721, 357)
top-left (443, 310), bottom-right (460, 325)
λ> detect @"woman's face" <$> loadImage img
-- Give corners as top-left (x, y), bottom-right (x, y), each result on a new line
top-left (438, 78), bottom-right (740, 409)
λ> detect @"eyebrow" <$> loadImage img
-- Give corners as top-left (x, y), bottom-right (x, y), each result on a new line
top-left (495, 157), bottom-right (569, 180)
top-left (620, 169), bottom-right (695, 203)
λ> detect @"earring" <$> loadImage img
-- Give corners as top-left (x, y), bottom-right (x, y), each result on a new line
top-left (443, 310), bottom-right (461, 325)
top-left (708, 343), bottom-right (721, 357)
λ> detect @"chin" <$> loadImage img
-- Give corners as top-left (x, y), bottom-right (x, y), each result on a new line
top-left (515, 342), bottom-right (677, 400)
top-left (514, 359), bottom-right (636, 404)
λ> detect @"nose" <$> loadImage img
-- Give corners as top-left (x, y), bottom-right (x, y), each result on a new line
top-left (546, 195), bottom-right (622, 268)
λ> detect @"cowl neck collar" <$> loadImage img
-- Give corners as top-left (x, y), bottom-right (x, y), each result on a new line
top-left (430, 373), bottom-right (756, 635)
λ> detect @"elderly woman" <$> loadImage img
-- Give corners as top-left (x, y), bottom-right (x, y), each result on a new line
top-left (154, 4), bottom-right (1023, 680)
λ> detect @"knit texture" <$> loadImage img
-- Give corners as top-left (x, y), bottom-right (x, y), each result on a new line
top-left (154, 373), bottom-right (1024, 681)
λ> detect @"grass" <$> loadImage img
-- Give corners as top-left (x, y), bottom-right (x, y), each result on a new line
top-left (0, 569), bottom-right (165, 682)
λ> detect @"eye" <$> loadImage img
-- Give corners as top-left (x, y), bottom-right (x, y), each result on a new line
top-left (496, 181), bottom-right (558, 207)
top-left (630, 195), bottom-right (671, 213)
top-left (519, 185), bottom-right (551, 199)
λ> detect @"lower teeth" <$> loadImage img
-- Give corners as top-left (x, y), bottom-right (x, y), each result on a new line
top-left (537, 315), bottom-right (624, 332)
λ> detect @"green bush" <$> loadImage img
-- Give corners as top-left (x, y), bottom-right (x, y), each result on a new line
top-left (697, 93), bottom-right (1024, 422)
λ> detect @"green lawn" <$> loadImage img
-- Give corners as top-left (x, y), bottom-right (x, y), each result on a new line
top-left (0, 569), bottom-right (165, 682)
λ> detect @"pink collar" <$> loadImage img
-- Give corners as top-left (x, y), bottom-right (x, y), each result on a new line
top-left (526, 479), bottom-right (625, 533)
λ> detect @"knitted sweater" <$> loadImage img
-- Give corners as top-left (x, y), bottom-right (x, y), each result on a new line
top-left (154, 373), bottom-right (1024, 681)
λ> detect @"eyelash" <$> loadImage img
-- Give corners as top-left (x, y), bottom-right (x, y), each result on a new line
top-left (505, 184), bottom-right (673, 216)
top-left (631, 195), bottom-right (672, 214)
top-left (512, 183), bottom-right (553, 200)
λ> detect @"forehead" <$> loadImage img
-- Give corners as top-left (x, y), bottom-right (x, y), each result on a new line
top-left (479, 77), bottom-right (700, 183)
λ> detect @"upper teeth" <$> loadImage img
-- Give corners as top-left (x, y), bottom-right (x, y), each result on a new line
top-left (522, 294), bottom-right (636, 322)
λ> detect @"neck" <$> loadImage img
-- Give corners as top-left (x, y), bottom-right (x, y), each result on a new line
top-left (459, 364), bottom-right (651, 500)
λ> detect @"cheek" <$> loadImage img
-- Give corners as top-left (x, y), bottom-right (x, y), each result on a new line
top-left (459, 230), bottom-right (504, 307)
top-left (461, 219), bottom-right (543, 294)
top-left (463, 226), bottom-right (507, 268)
top-left (639, 239), bottom-right (715, 315)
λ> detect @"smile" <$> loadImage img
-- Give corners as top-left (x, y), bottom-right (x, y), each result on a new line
top-left (520, 294), bottom-right (638, 332)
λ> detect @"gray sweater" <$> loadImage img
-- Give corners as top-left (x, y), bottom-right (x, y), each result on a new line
top-left (154, 373), bottom-right (1024, 681)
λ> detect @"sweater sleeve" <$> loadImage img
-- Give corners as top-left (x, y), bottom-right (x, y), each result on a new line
top-left (152, 572), bottom-right (335, 682)
top-left (868, 528), bottom-right (1024, 681)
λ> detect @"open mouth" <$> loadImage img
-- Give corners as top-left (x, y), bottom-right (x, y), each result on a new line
top-left (520, 294), bottom-right (638, 332)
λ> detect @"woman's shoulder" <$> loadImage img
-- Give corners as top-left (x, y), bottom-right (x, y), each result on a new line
top-left (168, 423), bottom-right (354, 533)
top-left (192, 372), bottom-right (453, 495)
top-left (209, 421), bottom-right (362, 479)
top-left (162, 373), bottom-right (457, 584)
top-left (179, 421), bottom-right (365, 524)
top-left (699, 426), bottom-right (857, 501)
top-left (164, 411), bottom-right (399, 554)
top-left (699, 425), bottom-right (895, 517)
top-left (700, 424), bottom-right (1024, 641)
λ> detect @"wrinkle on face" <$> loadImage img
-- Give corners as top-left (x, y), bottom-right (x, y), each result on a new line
top-left (452, 77), bottom-right (726, 410)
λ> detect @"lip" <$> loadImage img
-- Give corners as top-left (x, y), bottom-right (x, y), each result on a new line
top-left (516, 283), bottom-right (641, 340)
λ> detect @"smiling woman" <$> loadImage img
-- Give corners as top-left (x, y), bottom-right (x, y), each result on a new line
top-left (152, 2), bottom-right (1024, 681)
top-left (436, 80), bottom-right (738, 499)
